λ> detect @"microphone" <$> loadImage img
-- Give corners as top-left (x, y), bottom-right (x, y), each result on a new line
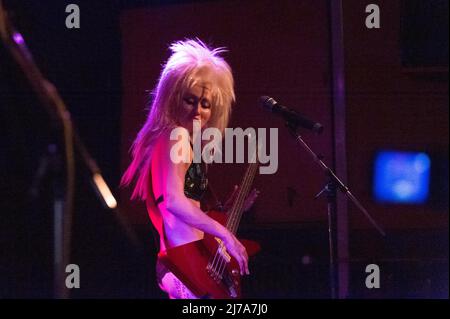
top-left (259, 96), bottom-right (323, 134)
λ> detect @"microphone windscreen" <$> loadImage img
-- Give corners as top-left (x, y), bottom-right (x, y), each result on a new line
top-left (259, 96), bottom-right (276, 111)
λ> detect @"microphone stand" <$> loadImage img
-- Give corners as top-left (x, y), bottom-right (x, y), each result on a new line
top-left (0, 1), bottom-right (141, 298)
top-left (284, 121), bottom-right (386, 299)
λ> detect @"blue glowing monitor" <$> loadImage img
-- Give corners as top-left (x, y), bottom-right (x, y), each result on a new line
top-left (373, 151), bottom-right (431, 204)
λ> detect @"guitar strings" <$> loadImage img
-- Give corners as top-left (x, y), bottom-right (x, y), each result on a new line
top-left (227, 147), bottom-right (259, 234)
top-left (227, 162), bottom-right (257, 232)
top-left (208, 162), bottom-right (254, 280)
top-left (217, 163), bottom-right (257, 279)
top-left (208, 147), bottom-right (259, 286)
top-left (215, 161), bottom-right (258, 280)
top-left (208, 167), bottom-right (250, 279)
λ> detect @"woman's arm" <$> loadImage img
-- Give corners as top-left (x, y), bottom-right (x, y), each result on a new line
top-left (152, 129), bottom-right (249, 275)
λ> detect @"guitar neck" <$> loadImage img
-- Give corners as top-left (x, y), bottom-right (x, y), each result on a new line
top-left (226, 161), bottom-right (258, 234)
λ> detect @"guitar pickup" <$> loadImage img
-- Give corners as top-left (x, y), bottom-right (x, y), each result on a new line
top-left (215, 237), bottom-right (231, 262)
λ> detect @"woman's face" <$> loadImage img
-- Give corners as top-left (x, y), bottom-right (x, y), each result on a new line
top-left (179, 81), bottom-right (213, 133)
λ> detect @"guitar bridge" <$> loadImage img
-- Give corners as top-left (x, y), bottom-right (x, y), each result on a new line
top-left (214, 237), bottom-right (231, 262)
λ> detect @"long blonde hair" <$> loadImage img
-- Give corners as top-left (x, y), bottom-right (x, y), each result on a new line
top-left (121, 38), bottom-right (235, 200)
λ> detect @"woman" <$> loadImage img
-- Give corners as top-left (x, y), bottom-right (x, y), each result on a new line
top-left (121, 39), bottom-right (254, 299)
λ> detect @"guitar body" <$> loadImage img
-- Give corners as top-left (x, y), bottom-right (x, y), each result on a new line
top-left (158, 210), bottom-right (260, 299)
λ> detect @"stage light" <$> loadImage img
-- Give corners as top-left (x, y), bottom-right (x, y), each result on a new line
top-left (373, 150), bottom-right (431, 204)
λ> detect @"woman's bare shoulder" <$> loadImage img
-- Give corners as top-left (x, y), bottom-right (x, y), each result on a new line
top-left (152, 126), bottom-right (191, 161)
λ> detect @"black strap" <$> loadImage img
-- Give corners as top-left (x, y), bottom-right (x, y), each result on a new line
top-left (155, 194), bottom-right (164, 206)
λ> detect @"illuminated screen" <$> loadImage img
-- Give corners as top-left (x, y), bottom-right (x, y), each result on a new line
top-left (373, 151), bottom-right (431, 204)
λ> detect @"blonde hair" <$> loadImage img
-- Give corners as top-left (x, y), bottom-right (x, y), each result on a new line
top-left (121, 38), bottom-right (235, 200)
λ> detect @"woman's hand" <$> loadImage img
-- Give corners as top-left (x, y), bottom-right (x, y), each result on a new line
top-left (222, 231), bottom-right (250, 276)
top-left (223, 185), bottom-right (260, 212)
top-left (243, 188), bottom-right (259, 212)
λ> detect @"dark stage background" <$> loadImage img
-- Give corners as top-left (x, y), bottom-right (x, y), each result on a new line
top-left (0, 0), bottom-right (448, 298)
